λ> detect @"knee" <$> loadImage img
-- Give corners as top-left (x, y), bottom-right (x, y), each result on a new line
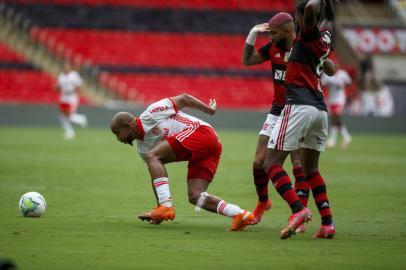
top-left (188, 191), bottom-right (200, 205)
top-left (291, 158), bottom-right (302, 168)
top-left (253, 159), bottom-right (264, 170)
top-left (145, 151), bottom-right (159, 164)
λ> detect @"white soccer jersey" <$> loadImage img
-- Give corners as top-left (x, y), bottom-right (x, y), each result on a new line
top-left (57, 71), bottom-right (83, 104)
top-left (321, 69), bottom-right (351, 106)
top-left (135, 98), bottom-right (211, 159)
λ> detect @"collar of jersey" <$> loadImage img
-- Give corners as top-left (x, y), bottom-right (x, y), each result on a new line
top-left (134, 117), bottom-right (145, 141)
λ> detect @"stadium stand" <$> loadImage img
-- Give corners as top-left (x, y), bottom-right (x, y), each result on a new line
top-left (10, 0), bottom-right (399, 112)
top-left (3, 0), bottom-right (287, 109)
top-left (9, 0), bottom-right (294, 12)
top-left (0, 42), bottom-right (88, 104)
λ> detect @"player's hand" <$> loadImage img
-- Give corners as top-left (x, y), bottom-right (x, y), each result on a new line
top-left (251, 23), bottom-right (270, 34)
top-left (208, 99), bottom-right (217, 115)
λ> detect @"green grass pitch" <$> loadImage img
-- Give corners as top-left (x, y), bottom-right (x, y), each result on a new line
top-left (1, 127), bottom-right (406, 270)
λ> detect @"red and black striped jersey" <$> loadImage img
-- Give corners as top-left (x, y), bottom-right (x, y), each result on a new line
top-left (258, 42), bottom-right (290, 116)
top-left (285, 27), bottom-right (332, 111)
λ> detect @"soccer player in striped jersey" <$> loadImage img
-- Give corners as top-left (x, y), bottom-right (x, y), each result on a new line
top-left (264, 0), bottom-right (338, 239)
top-left (110, 94), bottom-right (254, 231)
top-left (241, 12), bottom-right (307, 225)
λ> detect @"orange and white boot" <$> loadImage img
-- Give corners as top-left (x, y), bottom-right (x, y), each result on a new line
top-left (138, 205), bottom-right (175, 225)
top-left (230, 210), bottom-right (254, 231)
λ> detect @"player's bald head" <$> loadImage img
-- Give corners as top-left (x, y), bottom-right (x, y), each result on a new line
top-left (110, 112), bottom-right (134, 132)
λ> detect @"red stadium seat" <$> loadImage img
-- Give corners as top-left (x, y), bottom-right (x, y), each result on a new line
top-left (11, 0), bottom-right (294, 12)
top-left (109, 73), bottom-right (274, 110)
top-left (31, 28), bottom-right (270, 71)
top-left (0, 43), bottom-right (26, 63)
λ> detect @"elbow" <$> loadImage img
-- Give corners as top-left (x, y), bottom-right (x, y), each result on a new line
top-left (178, 93), bottom-right (193, 106)
top-left (241, 57), bottom-right (249, 66)
top-left (305, 0), bottom-right (319, 11)
top-left (241, 58), bottom-right (254, 66)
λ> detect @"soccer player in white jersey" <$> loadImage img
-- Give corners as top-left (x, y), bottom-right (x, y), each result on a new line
top-left (55, 63), bottom-right (87, 139)
top-left (110, 94), bottom-right (254, 231)
top-left (321, 68), bottom-right (352, 148)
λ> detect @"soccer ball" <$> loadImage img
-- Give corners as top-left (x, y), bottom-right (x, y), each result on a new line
top-left (18, 192), bottom-right (46, 217)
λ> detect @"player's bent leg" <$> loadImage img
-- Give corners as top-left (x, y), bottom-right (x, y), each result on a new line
top-left (139, 141), bottom-right (178, 225)
top-left (145, 140), bottom-right (177, 179)
top-left (188, 178), bottom-right (254, 231)
top-left (251, 135), bottom-right (272, 225)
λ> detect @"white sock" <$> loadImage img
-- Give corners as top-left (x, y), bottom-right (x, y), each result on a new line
top-left (216, 200), bottom-right (244, 217)
top-left (70, 113), bottom-right (87, 127)
top-left (59, 114), bottom-right (74, 136)
top-left (329, 126), bottom-right (338, 142)
top-left (153, 177), bottom-right (172, 207)
top-left (340, 126), bottom-right (351, 141)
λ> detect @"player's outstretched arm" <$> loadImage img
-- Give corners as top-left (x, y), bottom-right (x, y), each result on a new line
top-left (241, 23), bottom-right (268, 66)
top-left (171, 94), bottom-right (216, 115)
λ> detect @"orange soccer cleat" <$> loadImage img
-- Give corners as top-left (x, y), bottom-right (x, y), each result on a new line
top-left (251, 199), bottom-right (272, 225)
top-left (313, 224), bottom-right (336, 239)
top-left (138, 205), bottom-right (175, 225)
top-left (280, 207), bottom-right (312, 239)
top-left (230, 210), bottom-right (254, 231)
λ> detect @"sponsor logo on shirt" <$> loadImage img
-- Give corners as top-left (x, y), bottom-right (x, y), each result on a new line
top-left (274, 69), bottom-right (286, 81)
top-left (150, 105), bottom-right (170, 114)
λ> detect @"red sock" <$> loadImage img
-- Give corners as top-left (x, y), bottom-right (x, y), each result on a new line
top-left (253, 167), bottom-right (269, 202)
top-left (308, 171), bottom-right (333, 225)
top-left (267, 164), bottom-right (302, 213)
top-left (293, 166), bottom-right (310, 207)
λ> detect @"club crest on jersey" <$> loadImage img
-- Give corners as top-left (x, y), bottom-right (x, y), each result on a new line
top-left (150, 105), bottom-right (170, 114)
top-left (151, 127), bottom-right (161, 136)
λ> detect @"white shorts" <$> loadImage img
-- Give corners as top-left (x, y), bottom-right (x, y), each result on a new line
top-left (267, 105), bottom-right (328, 152)
top-left (258, 113), bottom-right (279, 137)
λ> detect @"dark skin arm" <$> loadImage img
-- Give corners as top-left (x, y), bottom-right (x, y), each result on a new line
top-left (241, 23), bottom-right (269, 66)
top-left (303, 0), bottom-right (323, 33)
top-left (241, 43), bottom-right (266, 66)
top-left (320, 0), bottom-right (336, 30)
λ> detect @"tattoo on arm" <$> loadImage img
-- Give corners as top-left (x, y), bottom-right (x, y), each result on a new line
top-left (241, 43), bottom-right (264, 65)
top-left (241, 43), bottom-right (255, 65)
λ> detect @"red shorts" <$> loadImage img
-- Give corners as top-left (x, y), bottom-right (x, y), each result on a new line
top-left (166, 125), bottom-right (222, 182)
top-left (59, 102), bottom-right (77, 116)
top-left (329, 104), bottom-right (343, 116)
